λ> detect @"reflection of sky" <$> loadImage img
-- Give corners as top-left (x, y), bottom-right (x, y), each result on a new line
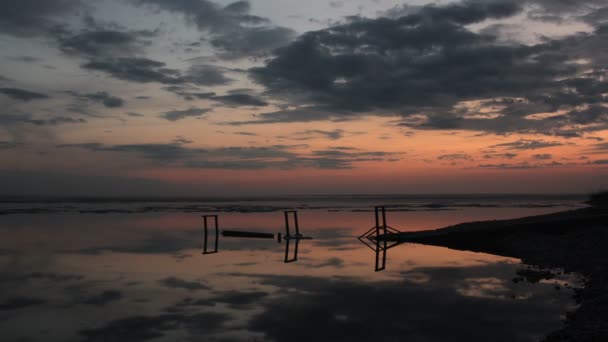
top-left (0, 207), bottom-right (580, 341)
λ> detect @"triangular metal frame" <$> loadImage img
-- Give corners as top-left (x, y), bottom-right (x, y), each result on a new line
top-left (357, 206), bottom-right (403, 271)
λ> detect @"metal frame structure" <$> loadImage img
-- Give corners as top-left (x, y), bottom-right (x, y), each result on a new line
top-left (201, 210), bottom-right (312, 263)
top-left (358, 206), bottom-right (402, 271)
top-left (201, 215), bottom-right (219, 254)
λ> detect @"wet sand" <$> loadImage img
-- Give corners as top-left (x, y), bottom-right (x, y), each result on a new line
top-left (390, 206), bottom-right (608, 341)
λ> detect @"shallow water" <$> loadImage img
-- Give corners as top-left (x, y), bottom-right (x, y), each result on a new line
top-left (0, 197), bottom-right (584, 342)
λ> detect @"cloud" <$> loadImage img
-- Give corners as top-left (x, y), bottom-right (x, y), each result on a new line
top-left (160, 107), bottom-right (211, 121)
top-left (532, 154), bottom-right (552, 160)
top-left (0, 112), bottom-right (86, 126)
top-left (437, 153), bottom-right (473, 161)
top-left (0, 87), bottom-right (49, 101)
top-left (158, 277), bottom-right (210, 291)
top-left (478, 161), bottom-right (565, 169)
top-left (0, 0), bottom-right (81, 37)
top-left (133, 0), bottom-right (296, 59)
top-left (57, 142), bottom-right (402, 170)
top-left (490, 139), bottom-right (564, 150)
top-left (184, 64), bottom-right (234, 86)
top-left (82, 57), bottom-right (183, 84)
top-left (222, 106), bottom-right (354, 125)
top-left (241, 0), bottom-right (608, 138)
top-left (284, 129), bottom-right (347, 141)
top-left (209, 93), bottom-right (268, 107)
top-left (58, 29), bottom-right (154, 58)
top-left (587, 142), bottom-right (608, 153)
top-left (83, 57), bottom-right (234, 88)
top-left (67, 91), bottom-right (126, 108)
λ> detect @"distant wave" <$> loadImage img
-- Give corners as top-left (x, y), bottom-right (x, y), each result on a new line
top-left (0, 195), bottom-right (587, 215)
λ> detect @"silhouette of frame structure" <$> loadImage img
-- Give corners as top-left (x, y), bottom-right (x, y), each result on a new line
top-left (201, 215), bottom-right (219, 254)
top-left (358, 206), bottom-right (401, 271)
top-left (283, 210), bottom-right (301, 263)
top-left (200, 211), bottom-right (311, 263)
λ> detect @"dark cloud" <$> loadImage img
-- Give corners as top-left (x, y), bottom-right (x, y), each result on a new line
top-left (159, 277), bottom-right (210, 291)
top-left (0, 88), bottom-right (49, 101)
top-left (133, 0), bottom-right (296, 59)
top-left (490, 139), bottom-right (564, 150)
top-left (184, 64), bottom-right (234, 86)
top-left (209, 93), bottom-right (268, 107)
top-left (82, 57), bottom-right (183, 84)
top-left (244, 0), bottom-right (608, 138)
top-left (532, 153), bottom-right (552, 160)
top-left (285, 129), bottom-right (347, 141)
top-left (0, 296), bottom-right (46, 311)
top-left (437, 153), bottom-right (473, 161)
top-left (0, 0), bottom-right (81, 37)
top-left (223, 106), bottom-right (354, 125)
top-left (234, 131), bottom-right (257, 136)
top-left (58, 30), bottom-right (153, 57)
top-left (0, 112), bottom-right (86, 126)
top-left (211, 26), bottom-right (296, 59)
top-left (166, 87), bottom-right (267, 107)
top-left (477, 161), bottom-right (565, 169)
top-left (83, 290), bottom-right (123, 306)
top-left (160, 107), bottom-right (211, 121)
top-left (83, 57), bottom-right (234, 87)
top-left (588, 142), bottom-right (608, 153)
top-left (67, 91), bottom-right (126, 108)
top-left (483, 153), bottom-right (518, 159)
top-left (57, 142), bottom-right (402, 170)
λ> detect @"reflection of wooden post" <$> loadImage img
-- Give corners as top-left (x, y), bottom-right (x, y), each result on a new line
top-left (202, 215), bottom-right (218, 254)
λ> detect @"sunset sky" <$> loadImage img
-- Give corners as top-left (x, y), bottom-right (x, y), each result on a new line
top-left (1, 0), bottom-right (607, 196)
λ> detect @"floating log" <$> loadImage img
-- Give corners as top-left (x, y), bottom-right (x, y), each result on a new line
top-left (221, 230), bottom-right (275, 239)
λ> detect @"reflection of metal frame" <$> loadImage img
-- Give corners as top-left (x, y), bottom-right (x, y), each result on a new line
top-left (284, 238), bottom-right (300, 263)
top-left (201, 215), bottom-right (219, 254)
top-left (283, 210), bottom-right (312, 263)
top-left (201, 211), bottom-right (313, 263)
top-left (358, 207), bottom-right (402, 271)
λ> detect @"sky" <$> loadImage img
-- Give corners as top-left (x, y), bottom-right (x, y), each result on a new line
top-left (0, 0), bottom-right (607, 196)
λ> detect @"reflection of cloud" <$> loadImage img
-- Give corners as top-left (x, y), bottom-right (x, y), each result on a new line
top-left (159, 277), bottom-right (210, 291)
top-left (0, 296), bottom-right (46, 311)
top-left (79, 312), bottom-right (232, 342)
top-left (83, 290), bottom-right (123, 306)
top-left (241, 263), bottom-right (573, 342)
top-left (300, 257), bottom-right (345, 269)
top-left (211, 291), bottom-right (269, 309)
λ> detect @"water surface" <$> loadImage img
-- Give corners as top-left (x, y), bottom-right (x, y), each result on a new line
top-left (0, 196), bottom-right (584, 341)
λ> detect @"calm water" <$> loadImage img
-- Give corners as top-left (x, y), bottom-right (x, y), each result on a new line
top-left (0, 195), bottom-right (585, 342)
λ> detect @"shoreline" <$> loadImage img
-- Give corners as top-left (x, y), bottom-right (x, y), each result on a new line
top-left (390, 206), bottom-right (608, 341)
